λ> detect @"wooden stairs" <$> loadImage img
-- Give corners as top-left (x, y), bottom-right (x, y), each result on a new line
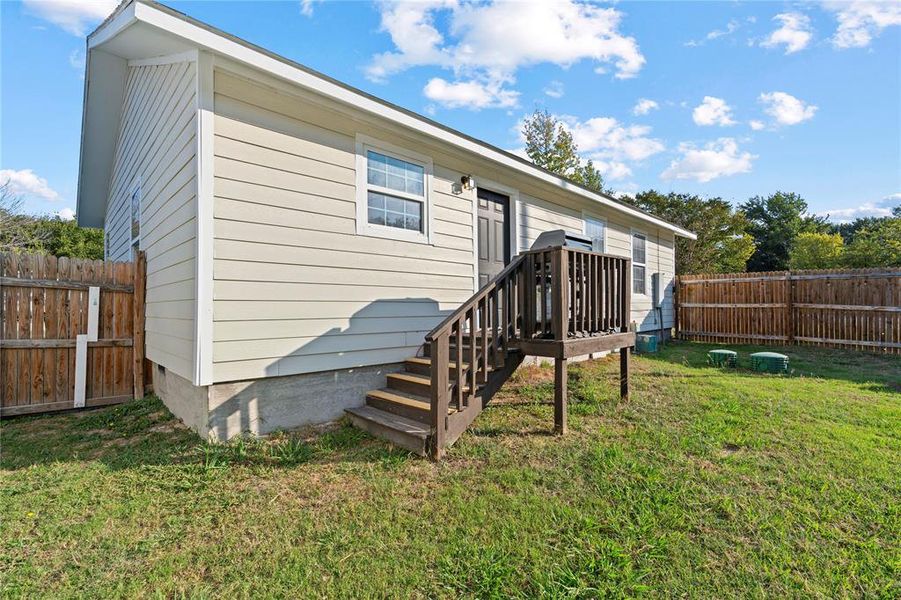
top-left (345, 245), bottom-right (635, 459)
top-left (346, 334), bottom-right (524, 456)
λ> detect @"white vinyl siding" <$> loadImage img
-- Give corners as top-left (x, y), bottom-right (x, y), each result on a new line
top-left (211, 70), bottom-right (474, 382)
top-left (104, 60), bottom-right (198, 380)
top-left (207, 67), bottom-right (678, 383)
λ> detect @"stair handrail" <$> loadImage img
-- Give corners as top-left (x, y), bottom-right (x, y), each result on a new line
top-left (425, 253), bottom-right (527, 343)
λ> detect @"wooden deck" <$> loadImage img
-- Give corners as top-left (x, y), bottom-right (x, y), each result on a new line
top-left (347, 245), bottom-right (635, 460)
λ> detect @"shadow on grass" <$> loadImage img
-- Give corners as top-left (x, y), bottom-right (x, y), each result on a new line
top-left (642, 340), bottom-right (901, 393)
top-left (0, 395), bottom-right (415, 471)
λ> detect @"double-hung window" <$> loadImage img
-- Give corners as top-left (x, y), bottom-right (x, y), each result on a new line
top-left (357, 137), bottom-right (432, 243)
top-left (584, 215), bottom-right (606, 253)
top-left (631, 231), bottom-right (647, 295)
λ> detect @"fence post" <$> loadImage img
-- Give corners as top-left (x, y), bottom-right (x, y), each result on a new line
top-left (133, 251), bottom-right (146, 399)
top-left (785, 271), bottom-right (794, 345)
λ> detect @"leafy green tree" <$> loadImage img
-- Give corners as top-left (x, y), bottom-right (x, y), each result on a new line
top-left (843, 217), bottom-right (901, 267)
top-left (789, 232), bottom-right (845, 269)
top-left (521, 110), bottom-right (606, 193)
top-left (624, 190), bottom-right (755, 274)
top-left (741, 192), bottom-right (828, 271)
top-left (0, 179), bottom-right (103, 259)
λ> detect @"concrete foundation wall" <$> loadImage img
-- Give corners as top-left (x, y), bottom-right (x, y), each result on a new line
top-left (152, 364), bottom-right (210, 438)
top-left (153, 360), bottom-right (403, 441)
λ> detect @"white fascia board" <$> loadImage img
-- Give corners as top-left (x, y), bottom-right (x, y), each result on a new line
top-left (131, 1), bottom-right (696, 240)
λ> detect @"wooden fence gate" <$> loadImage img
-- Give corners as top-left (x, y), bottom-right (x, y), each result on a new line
top-left (1, 252), bottom-right (146, 416)
top-left (675, 268), bottom-right (901, 354)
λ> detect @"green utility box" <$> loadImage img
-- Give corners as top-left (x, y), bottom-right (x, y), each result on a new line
top-left (750, 351), bottom-right (789, 374)
top-left (708, 349), bottom-right (737, 367)
top-left (635, 334), bottom-right (658, 353)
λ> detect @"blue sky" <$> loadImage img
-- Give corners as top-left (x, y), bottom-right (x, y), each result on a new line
top-left (2, 0), bottom-right (899, 223)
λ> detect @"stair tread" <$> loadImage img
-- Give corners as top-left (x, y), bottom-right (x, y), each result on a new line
top-left (407, 356), bottom-right (471, 369)
top-left (345, 406), bottom-right (430, 439)
top-left (368, 388), bottom-right (458, 414)
top-left (387, 372), bottom-right (430, 384)
top-left (367, 388), bottom-right (431, 409)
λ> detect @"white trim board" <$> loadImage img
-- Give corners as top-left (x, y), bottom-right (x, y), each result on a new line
top-left (86, 0), bottom-right (695, 240)
top-left (194, 50), bottom-right (215, 386)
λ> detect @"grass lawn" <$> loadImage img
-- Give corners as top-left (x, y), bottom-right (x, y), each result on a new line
top-left (2, 342), bottom-right (899, 598)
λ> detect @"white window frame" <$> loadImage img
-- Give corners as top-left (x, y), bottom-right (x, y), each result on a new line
top-left (355, 134), bottom-right (433, 244)
top-left (631, 229), bottom-right (648, 295)
top-left (582, 211), bottom-right (607, 254)
top-left (129, 178), bottom-right (142, 256)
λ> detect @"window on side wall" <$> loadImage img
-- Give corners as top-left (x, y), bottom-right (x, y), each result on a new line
top-left (130, 180), bottom-right (141, 258)
top-left (584, 215), bottom-right (606, 253)
top-left (631, 231), bottom-right (647, 295)
top-left (356, 137), bottom-right (432, 244)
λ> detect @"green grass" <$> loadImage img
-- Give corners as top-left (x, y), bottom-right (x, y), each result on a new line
top-left (2, 342), bottom-right (899, 598)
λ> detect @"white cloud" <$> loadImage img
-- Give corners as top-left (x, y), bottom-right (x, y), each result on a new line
top-left (22, 0), bottom-right (118, 36)
top-left (632, 98), bottom-right (659, 116)
top-left (0, 168), bottom-right (61, 201)
top-left (544, 80), bottom-right (565, 99)
top-left (592, 161), bottom-right (632, 181)
top-left (57, 207), bottom-right (76, 221)
top-left (825, 1), bottom-right (901, 49)
top-left (69, 48), bottom-right (85, 73)
top-left (749, 120), bottom-right (766, 131)
top-left (685, 19), bottom-right (740, 47)
top-left (761, 12), bottom-right (813, 54)
top-left (759, 91), bottom-right (817, 126)
top-left (818, 193), bottom-right (900, 222)
top-left (423, 77), bottom-right (519, 109)
top-left (661, 138), bottom-right (756, 183)
top-left (299, 0), bottom-right (320, 17)
top-left (564, 116), bottom-right (665, 162)
top-left (367, 1), bottom-right (645, 108)
top-left (513, 113), bottom-right (663, 181)
top-left (692, 96), bottom-right (736, 127)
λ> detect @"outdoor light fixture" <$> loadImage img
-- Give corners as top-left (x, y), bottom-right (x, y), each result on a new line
top-left (461, 175), bottom-right (476, 191)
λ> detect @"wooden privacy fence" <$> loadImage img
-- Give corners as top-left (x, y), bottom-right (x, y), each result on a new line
top-left (675, 268), bottom-right (901, 354)
top-left (1, 252), bottom-right (146, 416)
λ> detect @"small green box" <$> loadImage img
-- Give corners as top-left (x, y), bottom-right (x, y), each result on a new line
top-left (636, 334), bottom-right (658, 353)
top-left (750, 351), bottom-right (789, 374)
top-left (708, 349), bottom-right (737, 367)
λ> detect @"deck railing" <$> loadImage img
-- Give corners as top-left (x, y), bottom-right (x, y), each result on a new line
top-left (425, 245), bottom-right (630, 456)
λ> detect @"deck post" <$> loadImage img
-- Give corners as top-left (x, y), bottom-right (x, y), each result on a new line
top-left (554, 357), bottom-right (568, 434)
top-left (429, 334), bottom-right (449, 460)
top-left (620, 346), bottom-right (630, 401)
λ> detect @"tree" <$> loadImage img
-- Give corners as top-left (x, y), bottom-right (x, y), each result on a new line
top-left (741, 192), bottom-right (828, 271)
top-left (0, 180), bottom-right (50, 252)
top-left (623, 190), bottom-right (755, 274)
top-left (521, 110), bottom-right (606, 193)
top-left (0, 178), bottom-right (103, 260)
top-left (789, 232), bottom-right (844, 269)
top-left (843, 217), bottom-right (901, 267)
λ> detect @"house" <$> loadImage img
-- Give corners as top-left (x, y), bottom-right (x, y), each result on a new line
top-left (76, 0), bottom-right (695, 450)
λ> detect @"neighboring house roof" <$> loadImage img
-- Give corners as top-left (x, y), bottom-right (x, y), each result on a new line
top-left (77, 0), bottom-right (696, 239)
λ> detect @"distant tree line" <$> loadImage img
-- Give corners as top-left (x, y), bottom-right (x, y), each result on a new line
top-left (521, 111), bottom-right (901, 274)
top-left (0, 180), bottom-right (103, 260)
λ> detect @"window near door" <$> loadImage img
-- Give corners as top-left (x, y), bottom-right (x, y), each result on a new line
top-left (632, 231), bottom-right (647, 294)
top-left (584, 215), bottom-right (606, 253)
top-left (357, 142), bottom-right (431, 242)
